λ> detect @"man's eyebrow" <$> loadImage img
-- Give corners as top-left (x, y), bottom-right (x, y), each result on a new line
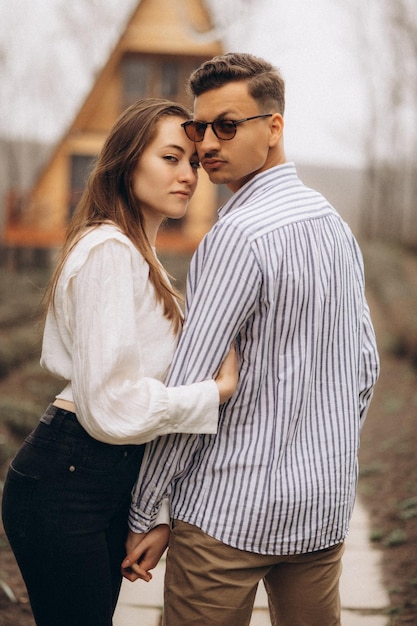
top-left (193, 112), bottom-right (236, 121)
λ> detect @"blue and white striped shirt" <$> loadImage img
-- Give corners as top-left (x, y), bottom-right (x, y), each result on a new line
top-left (129, 162), bottom-right (379, 555)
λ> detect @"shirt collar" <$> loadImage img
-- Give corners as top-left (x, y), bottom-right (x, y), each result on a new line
top-left (218, 162), bottom-right (298, 218)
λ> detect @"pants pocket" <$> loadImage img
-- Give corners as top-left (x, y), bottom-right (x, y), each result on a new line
top-left (2, 464), bottom-right (38, 542)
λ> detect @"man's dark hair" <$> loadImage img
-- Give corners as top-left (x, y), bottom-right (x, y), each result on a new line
top-left (188, 52), bottom-right (285, 115)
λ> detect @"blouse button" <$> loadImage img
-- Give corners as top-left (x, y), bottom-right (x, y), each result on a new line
top-left (124, 451), bottom-right (128, 458)
top-left (69, 465), bottom-right (76, 472)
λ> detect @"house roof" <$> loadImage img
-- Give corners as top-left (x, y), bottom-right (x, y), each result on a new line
top-left (32, 0), bottom-right (221, 196)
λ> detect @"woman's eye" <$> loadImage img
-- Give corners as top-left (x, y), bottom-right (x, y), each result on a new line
top-left (164, 155), bottom-right (178, 162)
top-left (191, 161), bottom-right (201, 170)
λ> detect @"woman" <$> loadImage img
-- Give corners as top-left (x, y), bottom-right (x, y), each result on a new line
top-left (1, 98), bottom-right (238, 626)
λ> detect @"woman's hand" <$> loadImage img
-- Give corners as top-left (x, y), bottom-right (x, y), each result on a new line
top-left (121, 524), bottom-right (170, 582)
top-left (215, 344), bottom-right (239, 404)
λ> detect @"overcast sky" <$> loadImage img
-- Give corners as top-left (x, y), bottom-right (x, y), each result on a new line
top-left (0, 0), bottom-right (368, 167)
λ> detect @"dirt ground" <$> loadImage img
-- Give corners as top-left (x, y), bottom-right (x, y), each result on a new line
top-left (357, 291), bottom-right (417, 624)
top-left (0, 287), bottom-right (416, 625)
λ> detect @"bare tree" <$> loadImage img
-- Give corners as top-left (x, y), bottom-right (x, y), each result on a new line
top-left (194, 0), bottom-right (260, 46)
top-left (0, 2), bottom-right (136, 225)
top-left (1, 2), bottom-right (137, 142)
top-left (352, 0), bottom-right (417, 245)
top-left (0, 1), bottom-right (136, 258)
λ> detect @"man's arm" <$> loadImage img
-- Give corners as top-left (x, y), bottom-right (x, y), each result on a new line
top-left (169, 221), bottom-right (262, 384)
top-left (359, 299), bottom-right (380, 427)
top-left (127, 221), bottom-right (261, 532)
top-left (350, 234), bottom-right (380, 428)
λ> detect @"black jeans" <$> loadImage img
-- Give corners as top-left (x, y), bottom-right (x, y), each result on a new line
top-left (1, 404), bottom-right (145, 626)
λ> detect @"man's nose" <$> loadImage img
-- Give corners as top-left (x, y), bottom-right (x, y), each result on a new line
top-left (200, 124), bottom-right (221, 150)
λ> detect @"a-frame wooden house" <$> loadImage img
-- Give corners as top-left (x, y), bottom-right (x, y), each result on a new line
top-left (4, 0), bottom-right (223, 255)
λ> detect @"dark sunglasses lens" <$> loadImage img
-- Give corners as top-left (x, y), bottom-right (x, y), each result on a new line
top-left (185, 122), bottom-right (205, 141)
top-left (213, 120), bottom-right (236, 139)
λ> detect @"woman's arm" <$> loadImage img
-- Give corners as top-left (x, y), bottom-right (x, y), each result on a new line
top-left (65, 238), bottom-right (237, 445)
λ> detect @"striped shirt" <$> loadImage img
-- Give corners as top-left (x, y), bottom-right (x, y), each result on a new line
top-left (129, 162), bottom-right (380, 555)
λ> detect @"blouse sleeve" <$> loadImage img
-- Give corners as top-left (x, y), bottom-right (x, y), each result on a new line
top-left (65, 238), bottom-right (219, 445)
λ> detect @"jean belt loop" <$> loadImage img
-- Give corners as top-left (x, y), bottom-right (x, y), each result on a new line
top-left (40, 404), bottom-right (68, 440)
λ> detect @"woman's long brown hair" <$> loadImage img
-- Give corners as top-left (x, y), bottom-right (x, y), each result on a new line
top-left (46, 98), bottom-right (193, 333)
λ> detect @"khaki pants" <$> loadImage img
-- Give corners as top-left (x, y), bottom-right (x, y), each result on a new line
top-left (163, 520), bottom-right (344, 626)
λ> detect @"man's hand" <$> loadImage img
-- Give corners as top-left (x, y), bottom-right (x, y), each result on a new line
top-left (121, 524), bottom-right (170, 582)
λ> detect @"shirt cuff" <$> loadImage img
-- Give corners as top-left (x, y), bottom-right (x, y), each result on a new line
top-left (151, 498), bottom-right (170, 527)
top-left (165, 379), bottom-right (219, 434)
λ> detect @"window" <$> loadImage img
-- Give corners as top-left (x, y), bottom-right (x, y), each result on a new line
top-left (161, 60), bottom-right (179, 98)
top-left (69, 154), bottom-right (96, 217)
top-left (122, 57), bottom-right (149, 102)
top-left (121, 54), bottom-right (204, 108)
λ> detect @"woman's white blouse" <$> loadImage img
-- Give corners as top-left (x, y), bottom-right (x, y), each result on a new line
top-left (41, 224), bottom-right (219, 446)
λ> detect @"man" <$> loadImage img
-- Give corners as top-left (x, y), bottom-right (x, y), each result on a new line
top-left (123, 52), bottom-right (380, 626)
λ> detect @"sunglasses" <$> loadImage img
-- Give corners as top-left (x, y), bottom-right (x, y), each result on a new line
top-left (181, 114), bottom-right (272, 142)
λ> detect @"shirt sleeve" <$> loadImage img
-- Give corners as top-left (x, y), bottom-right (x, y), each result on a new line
top-left (151, 497), bottom-right (170, 527)
top-left (66, 238), bottom-right (219, 445)
top-left (350, 234), bottom-right (380, 428)
top-left (358, 299), bottom-right (380, 428)
top-left (169, 221), bottom-right (262, 384)
top-left (128, 221), bottom-right (263, 530)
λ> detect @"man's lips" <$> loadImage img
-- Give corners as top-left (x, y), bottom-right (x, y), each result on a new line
top-left (202, 158), bottom-right (224, 169)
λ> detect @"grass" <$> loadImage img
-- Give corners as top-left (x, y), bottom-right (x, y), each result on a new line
top-left (0, 268), bottom-right (48, 326)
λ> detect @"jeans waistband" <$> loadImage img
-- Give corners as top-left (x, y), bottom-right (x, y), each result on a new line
top-left (41, 403), bottom-right (77, 424)
top-left (39, 404), bottom-right (139, 450)
top-left (39, 404), bottom-right (93, 442)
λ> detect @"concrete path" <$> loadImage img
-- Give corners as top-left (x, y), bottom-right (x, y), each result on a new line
top-left (113, 498), bottom-right (390, 625)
